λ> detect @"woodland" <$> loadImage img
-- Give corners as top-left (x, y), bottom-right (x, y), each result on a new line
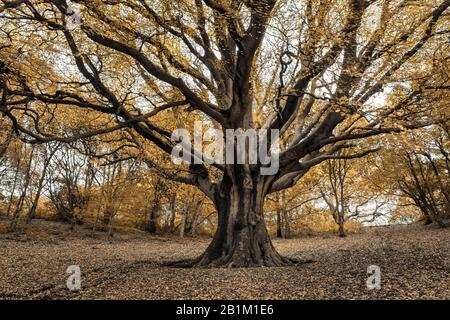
top-left (0, 0), bottom-right (449, 300)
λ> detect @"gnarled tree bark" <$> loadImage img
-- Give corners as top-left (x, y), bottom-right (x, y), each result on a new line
top-left (171, 168), bottom-right (308, 268)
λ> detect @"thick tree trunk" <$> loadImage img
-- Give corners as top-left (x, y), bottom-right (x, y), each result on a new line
top-left (181, 173), bottom-right (301, 268)
top-left (164, 163), bottom-right (314, 267)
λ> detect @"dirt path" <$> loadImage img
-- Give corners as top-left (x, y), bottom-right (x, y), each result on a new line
top-left (0, 221), bottom-right (448, 299)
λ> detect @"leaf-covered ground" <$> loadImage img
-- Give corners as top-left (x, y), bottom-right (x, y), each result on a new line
top-left (0, 220), bottom-right (448, 300)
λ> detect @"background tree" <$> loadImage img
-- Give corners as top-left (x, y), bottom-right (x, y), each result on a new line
top-left (370, 127), bottom-right (449, 227)
top-left (319, 153), bottom-right (387, 237)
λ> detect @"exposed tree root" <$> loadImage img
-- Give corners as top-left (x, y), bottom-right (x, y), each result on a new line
top-left (162, 255), bottom-right (315, 268)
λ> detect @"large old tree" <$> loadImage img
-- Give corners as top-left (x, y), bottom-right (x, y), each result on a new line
top-left (0, 0), bottom-right (448, 266)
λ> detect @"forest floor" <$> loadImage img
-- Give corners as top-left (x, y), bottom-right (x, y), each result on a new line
top-left (0, 219), bottom-right (448, 300)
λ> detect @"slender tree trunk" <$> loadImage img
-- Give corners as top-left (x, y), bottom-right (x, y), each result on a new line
top-left (0, 132), bottom-right (11, 159)
top-left (68, 190), bottom-right (77, 231)
top-left (423, 153), bottom-right (450, 204)
top-left (26, 188), bottom-right (42, 224)
top-left (148, 198), bottom-right (160, 234)
top-left (26, 150), bottom-right (55, 224)
top-left (275, 191), bottom-right (283, 238)
top-left (275, 191), bottom-right (289, 239)
top-left (179, 203), bottom-right (188, 238)
top-left (103, 206), bottom-right (115, 226)
top-left (336, 207), bottom-right (346, 237)
top-left (190, 200), bottom-right (203, 237)
top-left (148, 180), bottom-right (163, 234)
top-left (338, 219), bottom-right (346, 237)
top-left (282, 206), bottom-right (291, 239)
top-left (69, 213), bottom-right (77, 231)
top-left (10, 189), bottom-right (27, 231)
top-left (169, 193), bottom-right (176, 232)
top-left (416, 196), bottom-right (433, 225)
top-left (6, 155), bottom-right (21, 217)
top-left (276, 208), bottom-right (283, 238)
top-left (107, 212), bottom-right (115, 238)
top-left (190, 212), bottom-right (198, 237)
top-left (279, 191), bottom-right (290, 238)
top-left (9, 148), bottom-right (34, 231)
